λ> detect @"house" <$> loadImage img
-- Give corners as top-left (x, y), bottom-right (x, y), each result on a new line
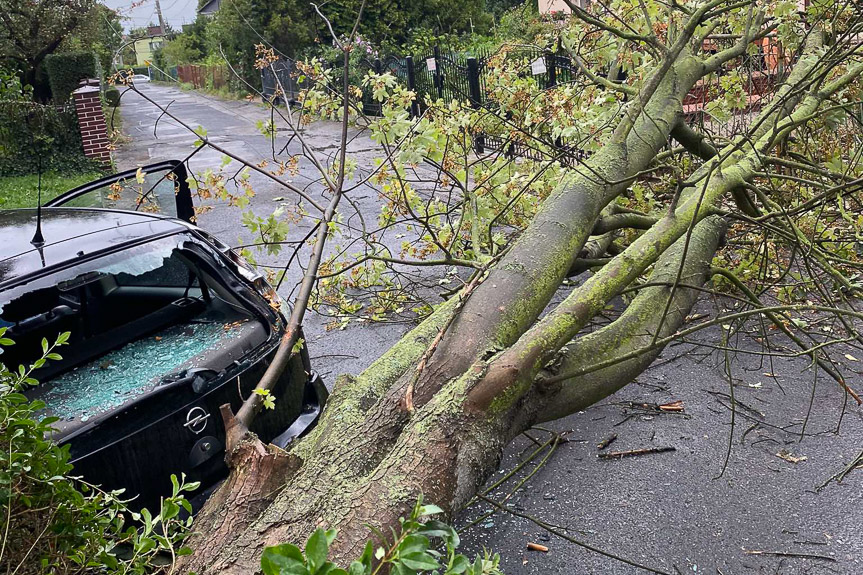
top-left (198, 0), bottom-right (222, 16)
top-left (133, 25), bottom-right (166, 66)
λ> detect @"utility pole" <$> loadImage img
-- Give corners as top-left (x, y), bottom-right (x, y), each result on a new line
top-left (154, 0), bottom-right (167, 33)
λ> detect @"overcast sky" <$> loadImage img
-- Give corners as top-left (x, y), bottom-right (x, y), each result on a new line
top-left (101, 0), bottom-right (201, 32)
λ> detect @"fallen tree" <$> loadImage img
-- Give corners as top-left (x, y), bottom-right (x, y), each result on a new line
top-left (119, 1), bottom-right (863, 572)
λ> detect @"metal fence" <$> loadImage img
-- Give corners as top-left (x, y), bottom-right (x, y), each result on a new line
top-left (261, 59), bottom-right (302, 105)
top-left (260, 37), bottom-right (795, 160)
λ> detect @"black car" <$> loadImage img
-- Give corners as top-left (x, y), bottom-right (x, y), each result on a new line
top-left (0, 160), bottom-right (326, 510)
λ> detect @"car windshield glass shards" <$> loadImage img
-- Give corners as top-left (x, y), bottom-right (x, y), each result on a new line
top-left (0, 234), bottom-right (270, 435)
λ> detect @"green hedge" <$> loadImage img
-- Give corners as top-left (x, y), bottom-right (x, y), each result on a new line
top-left (104, 87), bottom-right (121, 107)
top-left (0, 101), bottom-right (100, 176)
top-left (44, 52), bottom-right (97, 103)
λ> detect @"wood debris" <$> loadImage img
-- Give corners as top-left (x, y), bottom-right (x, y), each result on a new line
top-left (776, 449), bottom-right (807, 464)
top-left (526, 543), bottom-right (548, 552)
top-left (744, 549), bottom-right (835, 562)
top-left (598, 446), bottom-right (676, 460)
top-left (596, 434), bottom-right (617, 450)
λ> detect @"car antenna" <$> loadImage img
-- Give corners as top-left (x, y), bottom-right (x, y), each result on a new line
top-left (30, 144), bottom-right (45, 247)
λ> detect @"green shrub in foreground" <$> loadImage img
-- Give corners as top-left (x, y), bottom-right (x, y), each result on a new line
top-left (0, 330), bottom-right (195, 574)
top-left (261, 498), bottom-right (503, 575)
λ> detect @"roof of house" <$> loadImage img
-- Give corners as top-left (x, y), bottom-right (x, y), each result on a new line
top-left (198, 0), bottom-right (221, 15)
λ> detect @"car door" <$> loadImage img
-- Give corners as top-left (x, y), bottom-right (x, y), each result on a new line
top-left (46, 160), bottom-right (195, 223)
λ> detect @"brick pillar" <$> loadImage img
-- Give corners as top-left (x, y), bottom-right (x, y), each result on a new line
top-left (72, 84), bottom-right (112, 165)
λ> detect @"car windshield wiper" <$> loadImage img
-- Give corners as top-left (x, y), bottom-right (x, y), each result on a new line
top-left (158, 367), bottom-right (218, 393)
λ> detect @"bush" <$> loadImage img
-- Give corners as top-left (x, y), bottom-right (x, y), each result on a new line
top-left (0, 330), bottom-right (198, 574)
top-left (0, 101), bottom-right (100, 176)
top-left (0, 66), bottom-right (32, 101)
top-left (44, 52), bottom-right (97, 102)
top-left (104, 86), bottom-right (121, 107)
top-left (260, 498), bottom-right (503, 575)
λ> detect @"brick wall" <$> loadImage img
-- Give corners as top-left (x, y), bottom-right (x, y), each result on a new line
top-left (72, 84), bottom-right (112, 165)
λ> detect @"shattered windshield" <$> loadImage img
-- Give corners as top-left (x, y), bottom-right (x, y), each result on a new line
top-left (0, 233), bottom-right (271, 434)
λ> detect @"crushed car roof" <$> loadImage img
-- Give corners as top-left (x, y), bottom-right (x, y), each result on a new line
top-left (0, 208), bottom-right (188, 286)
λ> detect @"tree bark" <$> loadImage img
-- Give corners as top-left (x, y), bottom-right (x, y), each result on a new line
top-left (177, 18), bottom-right (858, 575)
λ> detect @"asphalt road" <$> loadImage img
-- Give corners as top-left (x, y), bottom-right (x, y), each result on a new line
top-left (117, 82), bottom-right (863, 575)
top-left (116, 82), bottom-right (418, 381)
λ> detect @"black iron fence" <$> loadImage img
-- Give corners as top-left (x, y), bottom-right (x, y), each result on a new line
top-left (261, 59), bottom-right (302, 105)
top-left (261, 38), bottom-right (794, 160)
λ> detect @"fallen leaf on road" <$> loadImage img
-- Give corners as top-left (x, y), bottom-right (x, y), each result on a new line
top-left (845, 354), bottom-right (858, 362)
top-left (658, 400), bottom-right (684, 412)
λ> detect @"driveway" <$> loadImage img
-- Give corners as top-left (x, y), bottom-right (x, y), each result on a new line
top-left (116, 82), bottom-right (863, 575)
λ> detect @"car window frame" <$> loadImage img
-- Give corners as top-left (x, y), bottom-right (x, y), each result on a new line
top-left (46, 160), bottom-right (194, 223)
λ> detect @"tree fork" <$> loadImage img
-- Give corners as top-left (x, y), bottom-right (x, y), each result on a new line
top-left (533, 216), bottom-right (726, 421)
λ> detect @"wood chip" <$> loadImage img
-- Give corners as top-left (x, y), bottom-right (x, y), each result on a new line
top-left (776, 449), bottom-right (807, 464)
top-left (526, 543), bottom-right (548, 552)
top-left (658, 400), bottom-right (684, 412)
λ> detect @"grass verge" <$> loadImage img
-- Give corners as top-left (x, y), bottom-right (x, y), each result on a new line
top-left (0, 171), bottom-right (103, 209)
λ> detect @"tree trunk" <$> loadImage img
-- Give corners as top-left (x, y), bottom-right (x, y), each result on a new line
top-left (181, 49), bottom-right (726, 574)
top-left (178, 19), bottom-right (853, 574)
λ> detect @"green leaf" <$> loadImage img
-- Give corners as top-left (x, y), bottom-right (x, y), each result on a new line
top-left (398, 534), bottom-right (429, 555)
top-left (137, 536), bottom-right (156, 554)
top-left (324, 528), bottom-right (338, 545)
top-left (448, 555), bottom-right (470, 574)
top-left (418, 503), bottom-right (443, 516)
top-left (162, 500), bottom-right (180, 521)
top-left (292, 338), bottom-right (305, 355)
top-left (315, 563), bottom-right (343, 575)
top-left (261, 544), bottom-right (308, 575)
top-left (305, 528), bottom-right (329, 574)
top-left (399, 552), bottom-right (440, 571)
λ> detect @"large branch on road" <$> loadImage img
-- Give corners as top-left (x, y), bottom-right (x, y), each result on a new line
top-left (532, 216), bottom-right (726, 421)
top-left (409, 9), bottom-right (763, 410)
top-left (465, 31), bottom-right (839, 417)
top-left (178, 10), bottom-right (863, 574)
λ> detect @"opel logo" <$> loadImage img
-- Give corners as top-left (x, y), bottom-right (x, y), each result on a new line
top-left (183, 406), bottom-right (210, 434)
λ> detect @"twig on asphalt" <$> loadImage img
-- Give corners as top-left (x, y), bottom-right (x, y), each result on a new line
top-left (463, 431), bottom-right (567, 530)
top-left (816, 448), bottom-right (863, 492)
top-left (743, 549), bottom-right (836, 562)
top-left (597, 446), bottom-right (676, 460)
top-left (597, 434), bottom-right (618, 450)
top-left (476, 494), bottom-right (674, 575)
